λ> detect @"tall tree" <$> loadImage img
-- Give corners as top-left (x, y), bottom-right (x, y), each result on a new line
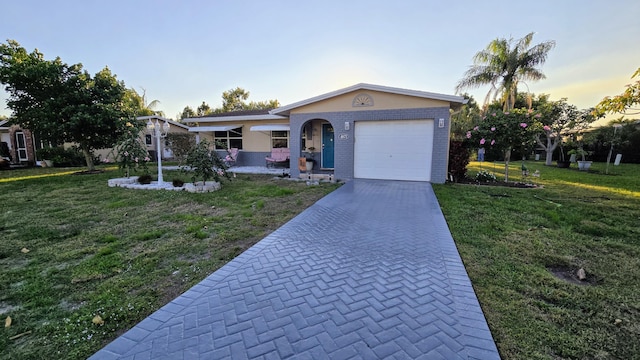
top-left (595, 67), bottom-right (640, 116)
top-left (196, 101), bottom-right (212, 116)
top-left (186, 88), bottom-right (280, 117)
top-left (178, 105), bottom-right (196, 120)
top-left (216, 87), bottom-right (279, 113)
top-left (126, 87), bottom-right (164, 117)
top-left (220, 87), bottom-right (251, 112)
top-left (456, 32), bottom-right (555, 112)
top-left (0, 40), bottom-right (136, 171)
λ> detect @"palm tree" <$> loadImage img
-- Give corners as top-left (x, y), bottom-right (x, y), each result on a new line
top-left (456, 32), bottom-right (555, 112)
top-left (139, 87), bottom-right (164, 117)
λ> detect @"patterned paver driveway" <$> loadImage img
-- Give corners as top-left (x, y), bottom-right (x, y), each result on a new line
top-left (91, 180), bottom-right (500, 359)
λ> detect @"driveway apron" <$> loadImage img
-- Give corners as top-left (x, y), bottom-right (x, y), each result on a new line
top-left (91, 179), bottom-right (500, 359)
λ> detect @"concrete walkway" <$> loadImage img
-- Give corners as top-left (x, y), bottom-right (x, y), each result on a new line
top-left (91, 180), bottom-right (500, 359)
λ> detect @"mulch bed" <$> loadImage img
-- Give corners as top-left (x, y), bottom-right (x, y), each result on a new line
top-left (452, 178), bottom-right (540, 188)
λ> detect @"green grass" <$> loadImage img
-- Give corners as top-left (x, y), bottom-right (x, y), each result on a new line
top-left (0, 166), bottom-right (339, 359)
top-left (433, 161), bottom-right (640, 359)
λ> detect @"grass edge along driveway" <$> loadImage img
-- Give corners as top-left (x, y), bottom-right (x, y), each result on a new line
top-left (433, 161), bottom-right (640, 359)
top-left (0, 167), bottom-right (339, 360)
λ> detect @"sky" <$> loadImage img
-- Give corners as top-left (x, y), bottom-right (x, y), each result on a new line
top-left (1, 0), bottom-right (639, 126)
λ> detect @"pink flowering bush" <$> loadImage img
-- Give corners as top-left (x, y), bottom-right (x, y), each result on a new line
top-left (183, 140), bottom-right (231, 184)
top-left (466, 108), bottom-right (540, 181)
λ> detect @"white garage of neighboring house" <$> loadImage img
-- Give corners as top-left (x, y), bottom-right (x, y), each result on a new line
top-left (186, 83), bottom-right (466, 183)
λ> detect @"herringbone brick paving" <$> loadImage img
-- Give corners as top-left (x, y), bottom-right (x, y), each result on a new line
top-left (91, 180), bottom-right (500, 359)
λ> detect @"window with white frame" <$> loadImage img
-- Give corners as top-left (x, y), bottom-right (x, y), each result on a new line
top-left (271, 131), bottom-right (289, 148)
top-left (214, 127), bottom-right (243, 149)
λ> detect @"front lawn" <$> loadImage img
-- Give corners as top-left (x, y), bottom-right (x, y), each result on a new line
top-left (0, 167), bottom-right (339, 359)
top-left (433, 161), bottom-right (640, 359)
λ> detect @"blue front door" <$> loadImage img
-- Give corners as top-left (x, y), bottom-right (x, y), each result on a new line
top-left (322, 123), bottom-right (334, 169)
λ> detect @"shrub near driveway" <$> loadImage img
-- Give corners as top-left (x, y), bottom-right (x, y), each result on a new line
top-left (434, 161), bottom-right (640, 359)
top-left (0, 167), bottom-right (339, 359)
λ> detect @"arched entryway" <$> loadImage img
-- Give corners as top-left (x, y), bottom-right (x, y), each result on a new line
top-left (299, 119), bottom-right (334, 176)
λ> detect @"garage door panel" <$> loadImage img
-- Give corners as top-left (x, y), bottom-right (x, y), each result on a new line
top-left (354, 120), bottom-right (433, 181)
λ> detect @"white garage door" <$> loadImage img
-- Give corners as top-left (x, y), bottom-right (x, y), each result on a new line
top-left (354, 120), bottom-right (433, 181)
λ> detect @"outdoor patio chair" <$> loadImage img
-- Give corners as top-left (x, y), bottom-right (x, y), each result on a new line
top-left (265, 148), bottom-right (290, 168)
top-left (225, 148), bottom-right (239, 167)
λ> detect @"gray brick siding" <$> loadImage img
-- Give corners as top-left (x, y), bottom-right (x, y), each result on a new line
top-left (289, 107), bottom-right (451, 183)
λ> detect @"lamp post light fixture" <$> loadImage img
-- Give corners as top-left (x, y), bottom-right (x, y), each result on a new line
top-left (147, 118), bottom-right (170, 185)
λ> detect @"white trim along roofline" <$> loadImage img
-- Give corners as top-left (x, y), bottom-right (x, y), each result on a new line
top-left (270, 83), bottom-right (467, 116)
top-left (250, 124), bottom-right (290, 132)
top-left (188, 125), bottom-right (243, 132)
top-left (182, 114), bottom-right (287, 124)
top-left (136, 116), bottom-right (190, 130)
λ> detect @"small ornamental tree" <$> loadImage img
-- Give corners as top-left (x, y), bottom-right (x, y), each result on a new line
top-left (109, 121), bottom-right (150, 177)
top-left (466, 108), bottom-right (539, 181)
top-left (535, 99), bottom-right (597, 165)
top-left (183, 139), bottom-right (230, 184)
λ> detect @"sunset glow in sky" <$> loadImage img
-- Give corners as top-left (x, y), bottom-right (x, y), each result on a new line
top-left (2, 0), bottom-right (639, 126)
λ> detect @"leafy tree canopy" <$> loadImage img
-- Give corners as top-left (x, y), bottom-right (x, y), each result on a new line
top-left (0, 39), bottom-right (139, 170)
top-left (450, 93), bottom-right (482, 140)
top-left (196, 101), bottom-right (211, 117)
top-left (465, 108), bottom-right (541, 181)
top-left (595, 67), bottom-right (640, 117)
top-left (217, 87), bottom-right (280, 113)
top-left (184, 88), bottom-right (280, 118)
top-left (178, 105), bottom-right (196, 120)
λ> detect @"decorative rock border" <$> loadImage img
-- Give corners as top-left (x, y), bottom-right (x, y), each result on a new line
top-left (108, 177), bottom-right (221, 193)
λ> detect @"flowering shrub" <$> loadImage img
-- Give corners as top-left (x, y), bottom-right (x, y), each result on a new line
top-left (183, 139), bottom-right (230, 184)
top-left (475, 170), bottom-right (497, 182)
top-left (108, 122), bottom-right (150, 177)
top-left (465, 108), bottom-right (540, 181)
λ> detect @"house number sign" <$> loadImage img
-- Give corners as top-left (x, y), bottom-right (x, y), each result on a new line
top-left (339, 133), bottom-right (349, 140)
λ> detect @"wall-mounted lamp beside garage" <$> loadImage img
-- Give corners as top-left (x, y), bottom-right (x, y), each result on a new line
top-left (344, 122), bottom-right (350, 131)
top-left (438, 118), bottom-right (445, 128)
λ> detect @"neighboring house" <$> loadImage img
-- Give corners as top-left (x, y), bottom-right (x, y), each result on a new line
top-left (94, 116), bottom-right (191, 161)
top-left (185, 83), bottom-right (465, 183)
top-left (183, 109), bottom-right (290, 166)
top-left (0, 119), bottom-right (39, 165)
top-left (138, 116), bottom-right (191, 160)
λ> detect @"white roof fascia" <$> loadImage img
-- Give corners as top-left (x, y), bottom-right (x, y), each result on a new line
top-left (182, 114), bottom-right (287, 124)
top-left (188, 125), bottom-right (243, 132)
top-left (250, 124), bottom-right (291, 132)
top-left (270, 83), bottom-right (467, 115)
top-left (136, 116), bottom-right (190, 130)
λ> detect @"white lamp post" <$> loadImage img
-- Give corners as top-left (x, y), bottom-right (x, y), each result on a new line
top-left (147, 118), bottom-right (170, 185)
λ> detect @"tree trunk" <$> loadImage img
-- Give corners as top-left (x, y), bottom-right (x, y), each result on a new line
top-left (82, 147), bottom-right (95, 171)
top-left (545, 151), bottom-right (554, 166)
top-left (545, 137), bottom-right (555, 166)
top-left (504, 148), bottom-right (511, 182)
